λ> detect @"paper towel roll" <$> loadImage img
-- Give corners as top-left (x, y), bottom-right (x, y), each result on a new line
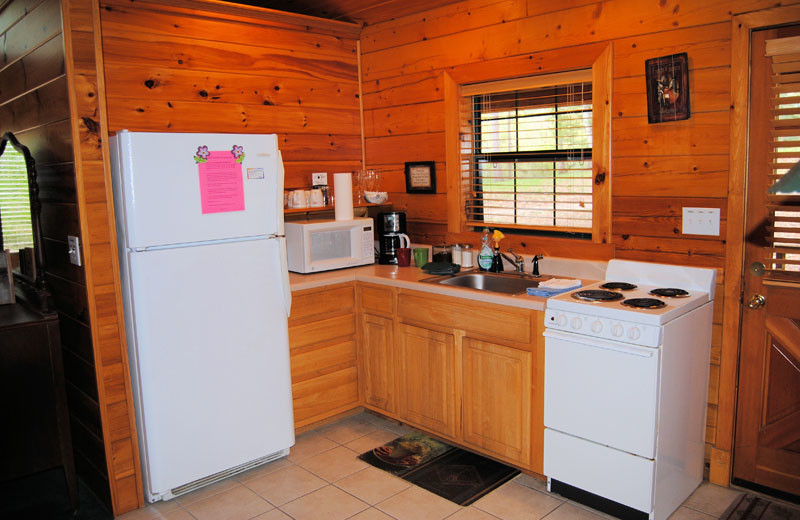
top-left (333, 172), bottom-right (354, 221)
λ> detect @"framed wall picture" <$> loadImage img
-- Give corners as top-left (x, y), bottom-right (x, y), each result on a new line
top-left (404, 161), bottom-right (436, 194)
top-left (645, 52), bottom-right (690, 123)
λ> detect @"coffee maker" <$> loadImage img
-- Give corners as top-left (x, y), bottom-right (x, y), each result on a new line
top-left (377, 211), bottom-right (410, 265)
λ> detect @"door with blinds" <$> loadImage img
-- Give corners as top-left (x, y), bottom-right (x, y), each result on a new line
top-left (733, 26), bottom-right (800, 496)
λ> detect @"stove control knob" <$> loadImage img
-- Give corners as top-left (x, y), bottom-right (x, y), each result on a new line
top-left (556, 314), bottom-right (568, 327)
top-left (570, 317), bottom-right (582, 330)
top-left (611, 323), bottom-right (624, 337)
top-left (591, 320), bottom-right (603, 333)
top-left (627, 327), bottom-right (641, 340)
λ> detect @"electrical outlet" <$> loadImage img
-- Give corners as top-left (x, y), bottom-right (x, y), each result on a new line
top-left (67, 235), bottom-right (82, 266)
top-left (312, 172), bottom-right (328, 186)
top-left (682, 207), bottom-right (720, 236)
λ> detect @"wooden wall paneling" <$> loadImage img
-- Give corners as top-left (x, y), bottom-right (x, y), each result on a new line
top-left (100, 1), bottom-right (358, 58)
top-left (612, 22), bottom-right (732, 78)
top-left (62, 0), bottom-right (143, 512)
top-left (361, 0), bottom-right (527, 54)
top-left (364, 100), bottom-right (445, 137)
top-left (0, 77), bottom-right (71, 131)
top-left (101, 32), bottom-right (358, 82)
top-left (0, 0), bottom-right (61, 67)
top-left (361, 70), bottom-right (443, 109)
top-left (100, 0), bottom-right (362, 39)
top-left (612, 112), bottom-right (730, 157)
top-left (0, 35), bottom-right (65, 104)
top-left (103, 65), bottom-right (360, 110)
top-left (0, 0), bottom-right (46, 32)
top-left (612, 156), bottom-right (729, 197)
top-left (360, 0), bottom-right (790, 81)
top-left (365, 132), bottom-right (446, 165)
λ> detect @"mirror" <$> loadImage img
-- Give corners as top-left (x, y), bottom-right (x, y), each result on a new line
top-left (0, 132), bottom-right (50, 310)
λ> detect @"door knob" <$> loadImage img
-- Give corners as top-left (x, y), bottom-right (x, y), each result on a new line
top-left (747, 294), bottom-right (766, 309)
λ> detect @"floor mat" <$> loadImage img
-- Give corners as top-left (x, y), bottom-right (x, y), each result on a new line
top-left (720, 493), bottom-right (800, 520)
top-left (359, 432), bottom-right (520, 506)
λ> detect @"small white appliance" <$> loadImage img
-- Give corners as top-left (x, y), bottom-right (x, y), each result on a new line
top-left (543, 259), bottom-right (716, 520)
top-left (110, 130), bottom-right (295, 502)
top-left (285, 217), bottom-right (375, 273)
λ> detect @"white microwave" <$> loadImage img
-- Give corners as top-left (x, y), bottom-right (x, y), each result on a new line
top-left (285, 217), bottom-right (375, 273)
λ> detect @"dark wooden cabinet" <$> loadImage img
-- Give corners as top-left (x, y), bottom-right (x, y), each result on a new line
top-left (0, 302), bottom-right (77, 510)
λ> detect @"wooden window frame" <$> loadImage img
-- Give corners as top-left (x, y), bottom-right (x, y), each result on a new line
top-left (444, 44), bottom-right (612, 251)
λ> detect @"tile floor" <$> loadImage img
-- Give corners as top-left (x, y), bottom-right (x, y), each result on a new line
top-left (116, 412), bottom-right (765, 520)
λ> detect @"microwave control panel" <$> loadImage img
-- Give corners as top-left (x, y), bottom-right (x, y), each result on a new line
top-left (362, 226), bottom-right (374, 260)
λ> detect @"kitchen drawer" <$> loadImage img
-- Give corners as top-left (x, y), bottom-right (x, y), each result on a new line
top-left (544, 428), bottom-right (654, 514)
top-left (398, 291), bottom-right (532, 345)
top-left (289, 314), bottom-right (356, 349)
top-left (358, 283), bottom-right (395, 317)
top-left (290, 285), bottom-right (354, 323)
top-left (292, 367), bottom-right (359, 428)
top-left (290, 339), bottom-right (356, 384)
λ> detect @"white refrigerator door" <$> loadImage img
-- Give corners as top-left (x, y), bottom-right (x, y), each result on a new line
top-left (111, 131), bottom-right (283, 249)
top-left (127, 238), bottom-right (294, 497)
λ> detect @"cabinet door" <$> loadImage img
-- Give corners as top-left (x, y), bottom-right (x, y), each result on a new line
top-left (360, 313), bottom-right (395, 412)
top-left (462, 338), bottom-right (531, 467)
top-left (397, 323), bottom-right (457, 438)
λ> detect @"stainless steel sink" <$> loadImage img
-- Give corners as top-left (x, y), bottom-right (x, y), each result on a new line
top-left (421, 271), bottom-right (551, 295)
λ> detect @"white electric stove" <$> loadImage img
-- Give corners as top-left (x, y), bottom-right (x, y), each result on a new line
top-left (543, 259), bottom-right (716, 520)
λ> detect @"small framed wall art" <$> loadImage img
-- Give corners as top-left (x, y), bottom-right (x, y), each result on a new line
top-left (645, 52), bottom-right (690, 123)
top-left (404, 161), bottom-right (436, 194)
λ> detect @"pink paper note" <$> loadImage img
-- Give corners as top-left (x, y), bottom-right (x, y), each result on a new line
top-left (198, 151), bottom-right (245, 214)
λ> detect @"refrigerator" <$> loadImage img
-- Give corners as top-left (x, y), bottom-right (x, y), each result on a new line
top-left (109, 130), bottom-right (295, 502)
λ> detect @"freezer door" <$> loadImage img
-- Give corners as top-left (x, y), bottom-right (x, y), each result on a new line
top-left (111, 131), bottom-right (283, 249)
top-left (126, 238), bottom-right (294, 497)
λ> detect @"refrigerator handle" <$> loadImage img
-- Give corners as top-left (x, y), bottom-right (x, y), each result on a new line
top-left (276, 150), bottom-right (285, 236)
top-left (278, 236), bottom-right (292, 317)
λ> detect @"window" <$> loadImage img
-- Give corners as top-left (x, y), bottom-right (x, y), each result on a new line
top-left (461, 70), bottom-right (593, 233)
top-left (0, 146), bottom-right (34, 253)
top-left (765, 36), bottom-right (800, 275)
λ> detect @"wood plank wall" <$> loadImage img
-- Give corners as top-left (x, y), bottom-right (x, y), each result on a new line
top-left (98, 0), bottom-right (362, 189)
top-left (0, 0), bottom-right (116, 507)
top-left (359, 0), bottom-right (800, 478)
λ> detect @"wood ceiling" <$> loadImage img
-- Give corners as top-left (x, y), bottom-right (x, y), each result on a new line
top-left (221, 0), bottom-right (463, 25)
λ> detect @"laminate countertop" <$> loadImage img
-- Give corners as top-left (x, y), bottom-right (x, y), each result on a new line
top-left (289, 264), bottom-right (599, 311)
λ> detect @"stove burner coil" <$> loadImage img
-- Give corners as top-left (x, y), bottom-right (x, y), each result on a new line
top-left (649, 288), bottom-right (690, 298)
top-left (621, 298), bottom-right (667, 309)
top-left (599, 282), bottom-right (638, 291)
top-left (571, 290), bottom-right (625, 302)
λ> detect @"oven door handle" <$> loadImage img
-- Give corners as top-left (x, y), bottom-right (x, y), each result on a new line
top-left (543, 329), bottom-right (655, 358)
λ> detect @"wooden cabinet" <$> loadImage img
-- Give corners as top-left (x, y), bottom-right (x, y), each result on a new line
top-left (462, 337), bottom-right (532, 467)
top-left (0, 302), bottom-right (77, 510)
top-left (289, 284), bottom-right (358, 429)
top-left (360, 313), bottom-right (395, 412)
top-left (357, 284), bottom-right (396, 413)
top-left (397, 323), bottom-right (458, 439)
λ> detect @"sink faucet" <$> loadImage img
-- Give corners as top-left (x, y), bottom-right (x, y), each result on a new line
top-left (532, 255), bottom-right (543, 277)
top-left (500, 249), bottom-right (525, 273)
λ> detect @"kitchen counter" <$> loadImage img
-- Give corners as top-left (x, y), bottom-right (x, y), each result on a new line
top-left (289, 264), bottom-right (599, 311)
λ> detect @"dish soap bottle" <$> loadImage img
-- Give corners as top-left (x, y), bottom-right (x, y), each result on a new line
top-left (490, 229), bottom-right (505, 272)
top-left (478, 228), bottom-right (493, 271)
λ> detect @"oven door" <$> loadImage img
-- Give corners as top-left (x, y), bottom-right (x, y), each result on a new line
top-left (544, 328), bottom-right (660, 459)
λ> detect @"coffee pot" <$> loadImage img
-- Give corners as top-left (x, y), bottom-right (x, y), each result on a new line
top-left (377, 211), bottom-right (409, 265)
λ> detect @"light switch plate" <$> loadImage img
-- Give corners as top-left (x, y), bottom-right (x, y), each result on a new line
top-left (312, 172), bottom-right (328, 186)
top-left (68, 235), bottom-right (82, 266)
top-left (682, 207), bottom-right (720, 236)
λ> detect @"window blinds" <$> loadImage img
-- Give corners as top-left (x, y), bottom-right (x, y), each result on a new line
top-left (460, 71), bottom-right (593, 232)
top-left (0, 146), bottom-right (33, 253)
top-left (765, 36), bottom-right (800, 275)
